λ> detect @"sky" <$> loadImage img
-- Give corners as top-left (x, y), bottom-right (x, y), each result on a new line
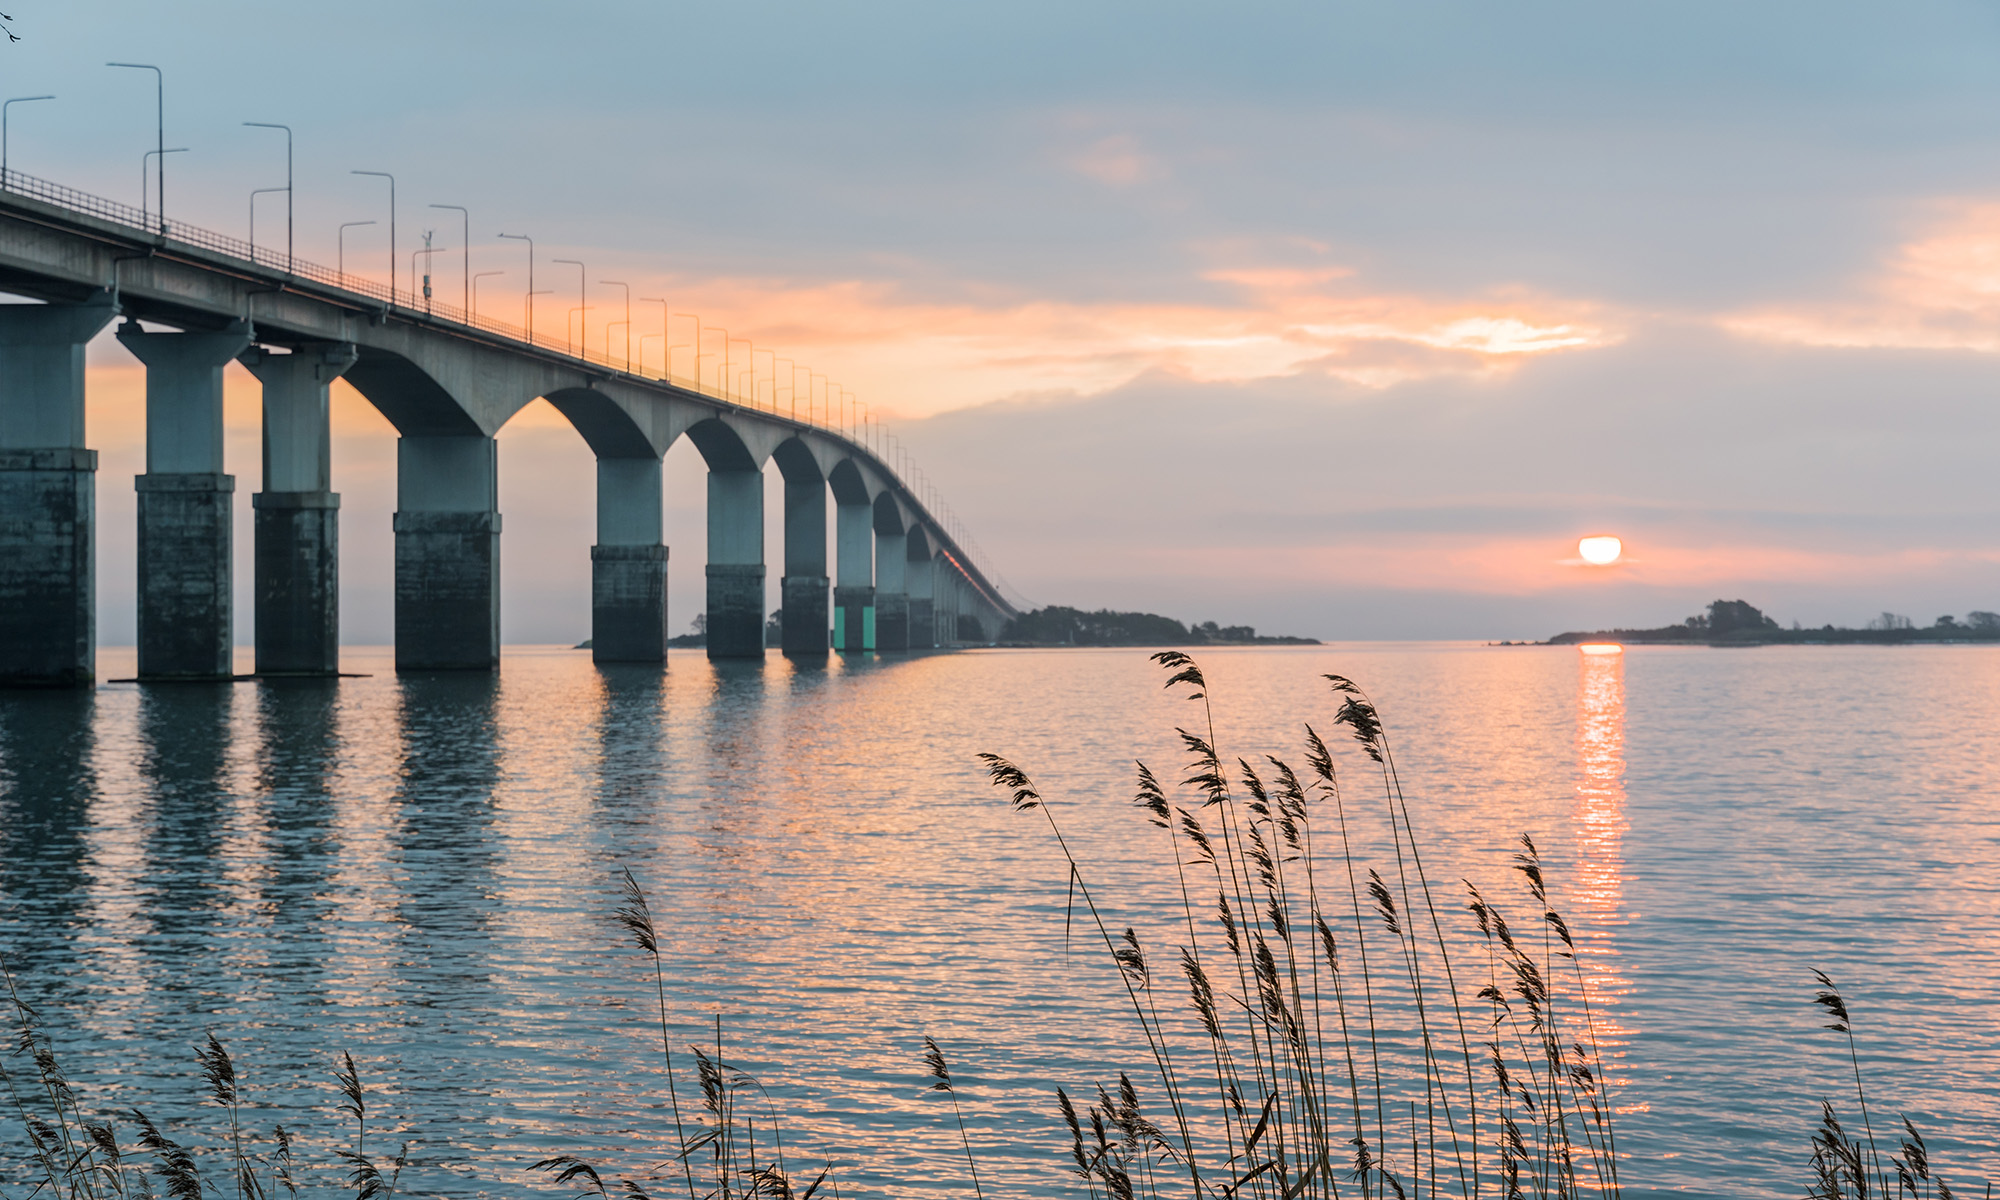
top-left (8, 1), bottom-right (2000, 641)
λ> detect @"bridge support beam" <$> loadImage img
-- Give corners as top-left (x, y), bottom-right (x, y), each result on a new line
top-left (907, 549), bottom-right (935, 649)
top-left (592, 457), bottom-right (668, 664)
top-left (875, 528), bottom-right (908, 652)
top-left (833, 501), bottom-right (873, 653)
top-left (118, 321), bottom-right (253, 680)
top-left (0, 298), bottom-right (118, 687)
top-left (705, 468), bottom-right (765, 659)
top-left (781, 474), bottom-right (828, 656)
top-left (394, 434), bottom-right (500, 670)
top-left (939, 570), bottom-right (961, 644)
top-left (241, 343), bottom-right (356, 676)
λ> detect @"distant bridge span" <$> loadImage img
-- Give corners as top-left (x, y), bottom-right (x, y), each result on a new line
top-left (0, 171), bottom-right (1015, 685)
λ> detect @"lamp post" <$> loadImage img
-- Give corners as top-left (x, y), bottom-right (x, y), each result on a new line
top-left (497, 232), bottom-right (534, 343)
top-left (754, 348), bottom-right (775, 411)
top-left (338, 220), bottom-right (374, 277)
top-left (552, 258), bottom-right (585, 355)
top-left (242, 122), bottom-right (291, 271)
top-left (249, 187), bottom-right (286, 265)
top-left (639, 334), bottom-right (661, 376)
top-left (600, 279), bottom-right (630, 369)
top-left (472, 270), bottom-right (504, 323)
top-left (139, 147), bottom-right (187, 232)
top-left (641, 297), bottom-right (669, 377)
top-left (3, 95), bottom-right (54, 182)
top-left (728, 338), bottom-right (751, 405)
top-left (429, 204), bottom-right (469, 312)
top-left (350, 170), bottom-right (395, 301)
top-left (413, 234), bottom-right (445, 314)
top-left (106, 63), bottom-right (163, 231)
top-left (704, 325), bottom-right (727, 395)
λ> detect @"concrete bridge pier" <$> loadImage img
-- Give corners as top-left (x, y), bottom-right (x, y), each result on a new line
top-left (938, 570), bottom-right (961, 644)
top-left (241, 343), bottom-right (356, 675)
top-left (705, 467), bottom-right (765, 658)
top-left (834, 500), bottom-right (874, 652)
top-left (394, 434), bottom-right (500, 670)
top-left (592, 457), bottom-right (668, 663)
top-left (0, 298), bottom-right (119, 686)
top-left (907, 546), bottom-right (936, 649)
top-left (875, 523), bottom-right (908, 652)
top-left (780, 470), bottom-right (829, 656)
top-left (117, 320), bottom-right (253, 680)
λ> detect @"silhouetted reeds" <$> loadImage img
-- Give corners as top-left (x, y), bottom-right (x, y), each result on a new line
top-left (981, 651), bottom-right (1623, 1200)
top-left (1802, 971), bottom-right (1991, 1200)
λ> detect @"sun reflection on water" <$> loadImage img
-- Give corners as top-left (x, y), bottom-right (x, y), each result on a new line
top-left (1572, 644), bottom-right (1634, 1099)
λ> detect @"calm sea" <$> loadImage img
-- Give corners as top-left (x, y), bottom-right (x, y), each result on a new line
top-left (1, 644), bottom-right (1995, 1198)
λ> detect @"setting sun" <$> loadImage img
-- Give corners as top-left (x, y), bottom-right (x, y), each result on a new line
top-left (1579, 535), bottom-right (1623, 565)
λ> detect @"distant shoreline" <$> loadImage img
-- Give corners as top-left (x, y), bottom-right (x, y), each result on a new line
top-left (1532, 597), bottom-right (2000, 646)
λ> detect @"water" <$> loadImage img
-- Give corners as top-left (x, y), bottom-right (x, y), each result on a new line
top-left (2, 643), bottom-right (1996, 1198)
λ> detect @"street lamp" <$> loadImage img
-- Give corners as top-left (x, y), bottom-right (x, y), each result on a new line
top-left (413, 235), bottom-right (445, 314)
top-left (552, 258), bottom-right (585, 355)
top-left (429, 204), bottom-right (469, 312)
top-left (641, 297), bottom-right (669, 377)
top-left (242, 122), bottom-right (291, 271)
top-left (338, 220), bottom-right (375, 277)
top-left (3, 95), bottom-right (54, 182)
top-left (472, 270), bottom-right (504, 323)
top-left (728, 338), bottom-right (751, 405)
top-left (703, 325), bottom-right (727, 394)
top-left (138, 147), bottom-right (186, 233)
top-left (249, 187), bottom-right (287, 266)
top-left (497, 232), bottom-right (534, 343)
top-left (639, 333), bottom-right (662, 376)
top-left (351, 170), bottom-right (395, 301)
top-left (600, 279), bottom-right (630, 369)
top-left (106, 63), bottom-right (164, 231)
top-left (753, 348), bottom-right (775, 411)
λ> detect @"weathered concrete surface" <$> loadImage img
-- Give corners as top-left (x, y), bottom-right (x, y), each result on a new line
top-left (782, 574), bottom-right (829, 656)
top-left (592, 545), bottom-right (669, 662)
top-left (0, 298), bottom-right (117, 686)
top-left (875, 529), bottom-right (908, 653)
top-left (594, 457), bottom-right (667, 664)
top-left (253, 492), bottom-right (339, 674)
top-left (781, 466), bottom-right (828, 656)
top-left (395, 436), bottom-right (499, 670)
top-left (242, 343), bottom-right (356, 675)
top-left (706, 468), bottom-right (765, 659)
top-left (835, 501), bottom-right (873, 653)
top-left (120, 321), bottom-right (252, 679)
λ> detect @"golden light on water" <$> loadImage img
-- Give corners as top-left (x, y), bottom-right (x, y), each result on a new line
top-left (1578, 535), bottom-right (1624, 565)
top-left (1574, 637), bottom-right (1635, 1089)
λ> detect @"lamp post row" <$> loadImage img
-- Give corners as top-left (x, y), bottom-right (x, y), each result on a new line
top-left (32, 73), bottom-right (976, 577)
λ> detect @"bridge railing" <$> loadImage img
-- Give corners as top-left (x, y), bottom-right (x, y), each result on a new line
top-left (0, 166), bottom-right (1015, 603)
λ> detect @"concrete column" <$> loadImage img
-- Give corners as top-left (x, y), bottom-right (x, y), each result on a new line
top-left (705, 467), bottom-right (765, 659)
top-left (939, 569), bottom-right (960, 644)
top-left (240, 343), bottom-right (356, 676)
top-left (833, 500), bottom-right (874, 653)
top-left (907, 547), bottom-right (936, 649)
top-left (117, 320), bottom-right (253, 680)
top-left (592, 457), bottom-right (668, 664)
top-left (394, 434), bottom-right (500, 670)
top-left (780, 474), bottom-right (828, 656)
top-left (875, 528), bottom-right (908, 652)
top-left (0, 298), bottom-right (119, 687)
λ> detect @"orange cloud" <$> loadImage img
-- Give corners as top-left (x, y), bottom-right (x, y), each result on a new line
top-left (630, 266), bottom-right (1615, 419)
top-left (1724, 199), bottom-right (2000, 351)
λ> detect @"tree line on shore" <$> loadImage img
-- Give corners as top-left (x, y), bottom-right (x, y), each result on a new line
top-left (1549, 599), bottom-right (2000, 645)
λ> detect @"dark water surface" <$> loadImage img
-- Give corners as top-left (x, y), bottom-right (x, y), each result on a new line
top-left (1, 644), bottom-right (1996, 1197)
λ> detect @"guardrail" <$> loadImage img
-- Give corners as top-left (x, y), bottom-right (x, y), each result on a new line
top-left (0, 165), bottom-right (1016, 606)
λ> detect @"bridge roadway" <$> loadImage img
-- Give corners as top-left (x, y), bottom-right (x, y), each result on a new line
top-left (0, 173), bottom-right (1015, 686)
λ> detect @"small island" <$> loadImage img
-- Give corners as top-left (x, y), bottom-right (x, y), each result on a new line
top-left (999, 606), bottom-right (1320, 647)
top-left (1546, 599), bottom-right (2000, 646)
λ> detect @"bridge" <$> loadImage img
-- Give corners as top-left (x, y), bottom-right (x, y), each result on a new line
top-left (0, 170), bottom-right (1017, 686)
